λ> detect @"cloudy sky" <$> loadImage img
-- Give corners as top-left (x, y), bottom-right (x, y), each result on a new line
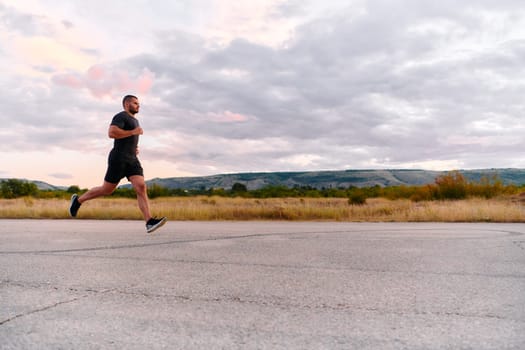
top-left (2, 0), bottom-right (525, 188)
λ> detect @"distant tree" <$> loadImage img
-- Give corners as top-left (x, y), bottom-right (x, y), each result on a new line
top-left (231, 182), bottom-right (248, 194)
top-left (67, 185), bottom-right (81, 194)
top-left (0, 179), bottom-right (38, 198)
top-left (434, 171), bottom-right (467, 200)
top-left (348, 188), bottom-right (367, 205)
top-left (148, 184), bottom-right (170, 198)
top-left (170, 188), bottom-right (190, 197)
top-left (211, 187), bottom-right (227, 196)
top-left (111, 187), bottom-right (136, 198)
top-left (467, 174), bottom-right (504, 199)
top-left (252, 185), bottom-right (293, 198)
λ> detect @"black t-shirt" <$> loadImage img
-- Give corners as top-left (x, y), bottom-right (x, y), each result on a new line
top-left (110, 111), bottom-right (139, 159)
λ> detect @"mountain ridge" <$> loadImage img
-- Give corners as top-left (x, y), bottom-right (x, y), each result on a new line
top-left (145, 168), bottom-right (525, 191)
top-left (4, 168), bottom-right (525, 191)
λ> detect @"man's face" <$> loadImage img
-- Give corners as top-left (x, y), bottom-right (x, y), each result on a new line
top-left (126, 98), bottom-right (140, 115)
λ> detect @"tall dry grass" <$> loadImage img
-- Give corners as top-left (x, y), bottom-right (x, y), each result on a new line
top-left (1, 196), bottom-right (525, 222)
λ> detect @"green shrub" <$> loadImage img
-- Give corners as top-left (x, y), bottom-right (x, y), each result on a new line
top-left (0, 179), bottom-right (38, 199)
top-left (434, 171), bottom-right (467, 200)
top-left (348, 189), bottom-right (367, 205)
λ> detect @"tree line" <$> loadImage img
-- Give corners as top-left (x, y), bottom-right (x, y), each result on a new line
top-left (1, 171), bottom-right (521, 202)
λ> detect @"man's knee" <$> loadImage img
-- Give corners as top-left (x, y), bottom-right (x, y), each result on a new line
top-left (102, 182), bottom-right (117, 195)
top-left (134, 183), bottom-right (147, 194)
top-left (130, 177), bottom-right (147, 194)
top-left (102, 187), bottom-right (115, 195)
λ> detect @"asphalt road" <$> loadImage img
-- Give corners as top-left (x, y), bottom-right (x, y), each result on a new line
top-left (1, 220), bottom-right (524, 349)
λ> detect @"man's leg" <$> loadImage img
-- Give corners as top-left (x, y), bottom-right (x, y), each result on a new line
top-left (70, 181), bottom-right (118, 217)
top-left (78, 181), bottom-right (118, 203)
top-left (129, 175), bottom-right (167, 233)
top-left (129, 175), bottom-right (151, 221)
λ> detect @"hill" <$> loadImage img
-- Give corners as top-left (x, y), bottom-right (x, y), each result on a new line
top-left (5, 169), bottom-right (525, 192)
top-left (0, 178), bottom-right (66, 191)
top-left (144, 168), bottom-right (525, 191)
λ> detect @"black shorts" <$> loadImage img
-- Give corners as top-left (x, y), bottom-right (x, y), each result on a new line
top-left (104, 150), bottom-right (144, 184)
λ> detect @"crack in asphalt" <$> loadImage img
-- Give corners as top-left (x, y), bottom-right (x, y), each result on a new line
top-left (0, 282), bottom-right (115, 326)
top-left (0, 231), bottom-right (313, 254)
top-left (512, 240), bottom-right (525, 251)
top-left (0, 296), bottom-right (85, 326)
top-left (24, 251), bottom-right (525, 280)
top-left (1, 280), bottom-right (518, 325)
top-left (0, 228), bottom-right (523, 255)
top-left (81, 289), bottom-right (525, 323)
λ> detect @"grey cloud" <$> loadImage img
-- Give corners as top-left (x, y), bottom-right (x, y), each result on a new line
top-left (272, 0), bottom-right (307, 18)
top-left (5, 1), bottom-right (525, 175)
top-left (0, 74), bottom-right (113, 153)
top-left (32, 65), bottom-right (56, 73)
top-left (0, 5), bottom-right (54, 36)
top-left (80, 47), bottom-right (100, 56)
top-left (49, 172), bottom-right (73, 179)
top-left (130, 1), bottom-right (525, 171)
top-left (0, 3), bottom-right (79, 37)
top-left (61, 19), bottom-right (73, 29)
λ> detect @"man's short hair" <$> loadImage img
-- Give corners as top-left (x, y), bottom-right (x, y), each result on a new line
top-left (122, 95), bottom-right (138, 107)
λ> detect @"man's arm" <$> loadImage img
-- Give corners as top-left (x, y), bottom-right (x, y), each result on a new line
top-left (108, 125), bottom-right (143, 139)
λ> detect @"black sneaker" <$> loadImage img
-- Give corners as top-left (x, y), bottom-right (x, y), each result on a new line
top-left (69, 194), bottom-right (81, 217)
top-left (146, 217), bottom-right (167, 233)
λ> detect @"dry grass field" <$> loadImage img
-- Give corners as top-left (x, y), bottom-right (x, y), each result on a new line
top-left (1, 196), bottom-right (525, 222)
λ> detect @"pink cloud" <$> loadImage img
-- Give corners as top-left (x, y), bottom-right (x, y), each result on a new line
top-left (208, 110), bottom-right (253, 123)
top-left (136, 70), bottom-right (154, 94)
top-left (223, 111), bottom-right (249, 122)
top-left (53, 65), bottom-right (155, 98)
top-left (53, 74), bottom-right (83, 88)
top-left (87, 65), bottom-right (106, 80)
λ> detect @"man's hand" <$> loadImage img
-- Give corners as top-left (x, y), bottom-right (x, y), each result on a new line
top-left (132, 127), bottom-right (144, 135)
top-left (108, 125), bottom-right (143, 139)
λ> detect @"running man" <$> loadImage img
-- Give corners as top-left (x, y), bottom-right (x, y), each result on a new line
top-left (69, 95), bottom-right (167, 233)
